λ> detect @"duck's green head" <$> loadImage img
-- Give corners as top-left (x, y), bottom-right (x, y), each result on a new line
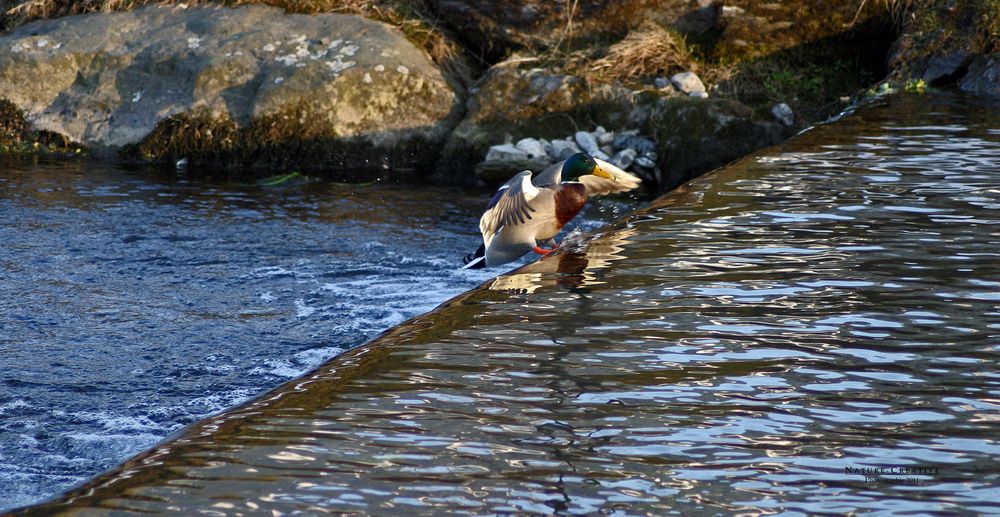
top-left (564, 152), bottom-right (615, 180)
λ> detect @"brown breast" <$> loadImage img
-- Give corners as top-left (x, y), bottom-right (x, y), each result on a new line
top-left (554, 183), bottom-right (589, 228)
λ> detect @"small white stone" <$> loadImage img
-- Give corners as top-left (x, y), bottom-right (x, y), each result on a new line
top-left (772, 102), bottom-right (794, 126)
top-left (187, 37), bottom-right (201, 49)
top-left (689, 91), bottom-right (709, 98)
top-left (363, 73), bottom-right (372, 84)
top-left (274, 77), bottom-right (284, 84)
top-left (263, 43), bottom-right (275, 52)
top-left (515, 138), bottom-right (546, 159)
top-left (486, 143), bottom-right (528, 161)
top-left (396, 65), bottom-right (409, 75)
top-left (37, 39), bottom-right (48, 47)
top-left (132, 90), bottom-right (143, 103)
top-left (671, 72), bottom-right (706, 94)
top-left (375, 64), bottom-right (385, 72)
top-left (635, 157), bottom-right (656, 168)
top-left (234, 50), bottom-right (243, 56)
top-left (574, 131), bottom-right (599, 154)
top-left (340, 44), bottom-right (359, 56)
top-left (550, 139), bottom-right (581, 161)
top-left (610, 148), bottom-right (637, 169)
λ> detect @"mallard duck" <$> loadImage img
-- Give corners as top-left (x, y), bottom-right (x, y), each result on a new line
top-left (463, 152), bottom-right (642, 269)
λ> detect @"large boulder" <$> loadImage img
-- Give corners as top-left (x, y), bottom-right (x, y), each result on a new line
top-left (0, 4), bottom-right (462, 171)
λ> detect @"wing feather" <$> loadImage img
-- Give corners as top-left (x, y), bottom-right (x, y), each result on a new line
top-left (479, 171), bottom-right (539, 247)
top-left (578, 158), bottom-right (643, 196)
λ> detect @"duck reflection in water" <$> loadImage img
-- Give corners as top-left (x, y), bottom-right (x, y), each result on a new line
top-left (489, 226), bottom-right (638, 294)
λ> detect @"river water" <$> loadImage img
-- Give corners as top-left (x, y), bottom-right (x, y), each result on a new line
top-left (0, 166), bottom-right (525, 510)
top-left (8, 93), bottom-right (1000, 514)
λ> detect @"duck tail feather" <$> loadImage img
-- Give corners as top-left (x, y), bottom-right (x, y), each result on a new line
top-left (462, 244), bottom-right (487, 269)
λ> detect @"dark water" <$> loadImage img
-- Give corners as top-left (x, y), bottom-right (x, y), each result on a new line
top-left (12, 93), bottom-right (1000, 515)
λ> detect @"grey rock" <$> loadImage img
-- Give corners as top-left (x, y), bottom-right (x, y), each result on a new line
top-left (551, 139), bottom-right (581, 161)
top-left (635, 157), bottom-right (656, 168)
top-left (654, 76), bottom-right (671, 90)
top-left (616, 134), bottom-right (656, 156)
top-left (671, 72), bottom-right (706, 94)
top-left (515, 137), bottom-right (547, 159)
top-left (539, 138), bottom-right (553, 157)
top-left (0, 4), bottom-right (459, 165)
top-left (922, 51), bottom-right (970, 83)
top-left (596, 130), bottom-right (615, 146)
top-left (610, 148), bottom-right (637, 169)
top-left (689, 91), bottom-right (710, 99)
top-left (771, 103), bottom-right (794, 126)
top-left (486, 143), bottom-right (528, 161)
top-left (642, 151), bottom-right (658, 162)
top-left (475, 158), bottom-right (551, 183)
top-left (592, 149), bottom-right (610, 161)
top-left (600, 144), bottom-right (615, 156)
top-left (960, 54), bottom-right (1000, 98)
top-left (574, 130), bottom-right (600, 153)
top-left (612, 130), bottom-right (640, 151)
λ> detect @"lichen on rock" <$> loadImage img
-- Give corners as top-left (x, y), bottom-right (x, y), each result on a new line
top-left (0, 4), bottom-right (462, 172)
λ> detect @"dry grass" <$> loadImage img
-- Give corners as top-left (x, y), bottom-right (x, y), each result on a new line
top-left (541, 20), bottom-right (694, 88)
top-left (852, 0), bottom-right (914, 26)
top-left (0, 0), bottom-right (472, 84)
top-left (587, 21), bottom-right (692, 82)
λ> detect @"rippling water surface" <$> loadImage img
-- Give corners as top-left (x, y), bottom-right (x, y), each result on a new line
top-left (13, 94), bottom-right (1000, 515)
top-left (0, 166), bottom-right (512, 511)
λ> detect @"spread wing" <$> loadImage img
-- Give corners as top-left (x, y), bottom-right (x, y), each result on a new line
top-left (479, 170), bottom-right (539, 247)
top-left (578, 158), bottom-right (643, 196)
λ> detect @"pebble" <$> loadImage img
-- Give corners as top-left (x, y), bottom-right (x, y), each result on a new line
top-left (596, 131), bottom-right (614, 146)
top-left (600, 144), bottom-right (614, 156)
top-left (515, 137), bottom-right (547, 159)
top-left (550, 139), bottom-right (581, 161)
top-left (671, 71), bottom-right (706, 95)
top-left (574, 131), bottom-right (600, 154)
top-left (612, 130), bottom-right (639, 151)
top-left (610, 148), bottom-right (637, 169)
top-left (635, 156), bottom-right (656, 168)
top-left (689, 91), bottom-right (709, 99)
top-left (616, 134), bottom-right (656, 156)
top-left (539, 138), bottom-right (553, 157)
top-left (592, 149), bottom-right (610, 161)
top-left (654, 76), bottom-right (670, 90)
top-left (772, 102), bottom-right (794, 126)
top-left (486, 143), bottom-right (528, 162)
